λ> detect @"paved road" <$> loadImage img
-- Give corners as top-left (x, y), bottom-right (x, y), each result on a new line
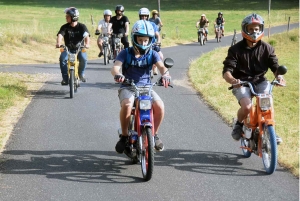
top-left (0, 24), bottom-right (298, 201)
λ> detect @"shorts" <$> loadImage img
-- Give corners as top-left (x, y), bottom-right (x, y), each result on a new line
top-left (232, 80), bottom-right (270, 102)
top-left (118, 86), bottom-right (162, 105)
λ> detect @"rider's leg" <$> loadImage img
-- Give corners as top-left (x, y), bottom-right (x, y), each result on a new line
top-left (78, 51), bottom-right (88, 81)
top-left (121, 36), bottom-right (130, 49)
top-left (59, 51), bottom-right (68, 84)
top-left (97, 37), bottom-right (103, 57)
top-left (152, 91), bottom-right (165, 151)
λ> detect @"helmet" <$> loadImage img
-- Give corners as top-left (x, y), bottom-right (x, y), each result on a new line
top-left (151, 10), bottom-right (159, 16)
top-left (241, 13), bottom-right (264, 43)
top-left (131, 20), bottom-right (155, 54)
top-left (201, 14), bottom-right (206, 17)
top-left (65, 7), bottom-right (79, 22)
top-left (115, 5), bottom-right (124, 14)
top-left (103, 9), bottom-right (112, 16)
top-left (139, 8), bottom-right (150, 20)
top-left (218, 12), bottom-right (223, 15)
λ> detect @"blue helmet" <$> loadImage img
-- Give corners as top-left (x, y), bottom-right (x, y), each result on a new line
top-left (131, 20), bottom-right (155, 54)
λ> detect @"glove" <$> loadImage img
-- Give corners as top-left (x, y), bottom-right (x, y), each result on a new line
top-left (161, 75), bottom-right (171, 88)
top-left (152, 45), bottom-right (161, 52)
top-left (114, 74), bottom-right (125, 82)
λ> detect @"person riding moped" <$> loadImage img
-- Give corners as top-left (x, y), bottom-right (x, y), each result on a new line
top-left (110, 5), bottom-right (130, 52)
top-left (111, 20), bottom-right (171, 153)
top-left (214, 12), bottom-right (225, 36)
top-left (95, 9), bottom-right (112, 57)
top-left (139, 7), bottom-right (163, 75)
top-left (222, 13), bottom-right (285, 144)
top-left (196, 14), bottom-right (209, 41)
top-left (56, 7), bottom-right (90, 85)
top-left (149, 9), bottom-right (163, 32)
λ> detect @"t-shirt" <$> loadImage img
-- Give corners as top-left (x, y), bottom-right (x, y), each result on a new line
top-left (110, 15), bottom-right (130, 34)
top-left (97, 19), bottom-right (112, 34)
top-left (116, 47), bottom-right (161, 86)
top-left (57, 22), bottom-right (90, 49)
top-left (149, 17), bottom-right (161, 31)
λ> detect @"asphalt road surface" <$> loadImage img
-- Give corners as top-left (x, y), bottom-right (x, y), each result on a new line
top-left (0, 24), bottom-right (298, 201)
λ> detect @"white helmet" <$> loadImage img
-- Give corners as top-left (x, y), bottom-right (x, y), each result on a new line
top-left (139, 7), bottom-right (150, 20)
top-left (103, 9), bottom-right (112, 16)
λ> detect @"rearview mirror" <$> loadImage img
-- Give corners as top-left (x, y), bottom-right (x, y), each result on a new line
top-left (277, 65), bottom-right (287, 76)
top-left (164, 58), bottom-right (174, 68)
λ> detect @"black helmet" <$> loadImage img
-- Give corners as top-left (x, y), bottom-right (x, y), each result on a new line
top-left (218, 12), bottom-right (223, 16)
top-left (65, 7), bottom-right (79, 22)
top-left (115, 5), bottom-right (124, 14)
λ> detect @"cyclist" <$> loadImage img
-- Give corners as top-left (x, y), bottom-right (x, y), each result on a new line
top-left (214, 12), bottom-right (225, 36)
top-left (149, 9), bottom-right (163, 32)
top-left (139, 7), bottom-right (163, 75)
top-left (196, 14), bottom-right (209, 40)
top-left (95, 9), bottom-right (112, 57)
top-left (111, 20), bottom-right (171, 153)
top-left (56, 7), bottom-right (90, 85)
top-left (222, 13), bottom-right (285, 144)
top-left (110, 5), bottom-right (130, 52)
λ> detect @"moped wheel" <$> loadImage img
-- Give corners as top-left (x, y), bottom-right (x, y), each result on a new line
top-left (241, 138), bottom-right (252, 158)
top-left (217, 32), bottom-right (220, 43)
top-left (261, 125), bottom-right (277, 174)
top-left (103, 46), bottom-right (107, 65)
top-left (140, 127), bottom-right (154, 181)
top-left (200, 33), bottom-right (204, 46)
top-left (69, 69), bottom-right (75, 98)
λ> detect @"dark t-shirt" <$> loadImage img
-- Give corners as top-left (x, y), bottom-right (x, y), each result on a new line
top-left (110, 16), bottom-right (130, 34)
top-left (57, 22), bottom-right (90, 49)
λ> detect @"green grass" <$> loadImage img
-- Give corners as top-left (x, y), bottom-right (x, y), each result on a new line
top-left (189, 28), bottom-right (299, 177)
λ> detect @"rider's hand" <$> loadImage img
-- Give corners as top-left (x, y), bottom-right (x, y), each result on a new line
top-left (276, 75), bottom-right (286, 86)
top-left (56, 43), bottom-right (60, 48)
top-left (231, 79), bottom-right (241, 88)
top-left (114, 74), bottom-right (125, 83)
top-left (161, 75), bottom-right (171, 88)
top-left (85, 44), bottom-right (90, 49)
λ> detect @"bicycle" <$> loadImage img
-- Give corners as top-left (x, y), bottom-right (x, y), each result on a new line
top-left (229, 65), bottom-right (287, 174)
top-left (197, 28), bottom-right (207, 46)
top-left (111, 33), bottom-right (124, 59)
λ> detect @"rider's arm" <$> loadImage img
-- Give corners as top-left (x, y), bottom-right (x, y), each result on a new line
top-left (111, 60), bottom-right (122, 76)
top-left (56, 34), bottom-right (63, 48)
top-left (196, 21), bottom-right (199, 28)
top-left (223, 71), bottom-right (239, 85)
top-left (108, 23), bottom-right (112, 35)
top-left (155, 61), bottom-right (169, 76)
top-left (84, 36), bottom-right (90, 48)
top-left (125, 22), bottom-right (129, 36)
top-left (155, 31), bottom-right (161, 44)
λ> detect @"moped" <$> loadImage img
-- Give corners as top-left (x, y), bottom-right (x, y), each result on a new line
top-left (230, 65), bottom-right (287, 174)
top-left (117, 58), bottom-right (174, 181)
top-left (197, 28), bottom-right (207, 46)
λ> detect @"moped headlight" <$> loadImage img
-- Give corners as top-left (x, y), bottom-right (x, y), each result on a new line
top-left (259, 96), bottom-right (272, 110)
top-left (69, 53), bottom-right (76, 63)
top-left (115, 38), bottom-right (120, 44)
top-left (139, 100), bottom-right (152, 110)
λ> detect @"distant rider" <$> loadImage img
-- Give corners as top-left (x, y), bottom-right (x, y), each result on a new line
top-left (95, 9), bottom-right (112, 57)
top-left (110, 5), bottom-right (130, 52)
top-left (196, 14), bottom-right (209, 39)
top-left (214, 12), bottom-right (225, 36)
top-left (139, 7), bottom-right (163, 75)
top-left (149, 9), bottom-right (163, 32)
top-left (111, 20), bottom-right (171, 153)
top-left (56, 7), bottom-right (90, 85)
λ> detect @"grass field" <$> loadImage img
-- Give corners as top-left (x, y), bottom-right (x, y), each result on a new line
top-left (0, 0), bottom-right (299, 175)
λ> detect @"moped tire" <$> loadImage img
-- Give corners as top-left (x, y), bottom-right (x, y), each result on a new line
top-left (69, 69), bottom-right (75, 98)
top-left (140, 127), bottom-right (154, 181)
top-left (104, 46), bottom-right (108, 65)
top-left (261, 125), bottom-right (277, 174)
top-left (200, 33), bottom-right (204, 46)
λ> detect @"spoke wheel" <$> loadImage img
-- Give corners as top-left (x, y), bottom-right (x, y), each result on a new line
top-left (69, 69), bottom-right (75, 98)
top-left (140, 127), bottom-right (154, 181)
top-left (241, 138), bottom-right (252, 158)
top-left (200, 33), bottom-right (204, 46)
top-left (103, 46), bottom-right (108, 65)
top-left (262, 125), bottom-right (277, 174)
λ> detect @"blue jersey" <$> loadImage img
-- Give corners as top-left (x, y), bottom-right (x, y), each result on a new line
top-left (116, 47), bottom-right (161, 86)
top-left (149, 21), bottom-right (158, 42)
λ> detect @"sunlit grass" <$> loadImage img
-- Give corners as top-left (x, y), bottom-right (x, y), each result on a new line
top-left (189, 29), bottom-right (299, 176)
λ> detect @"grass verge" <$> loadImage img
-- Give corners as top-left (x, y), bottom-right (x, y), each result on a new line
top-left (189, 29), bottom-right (299, 177)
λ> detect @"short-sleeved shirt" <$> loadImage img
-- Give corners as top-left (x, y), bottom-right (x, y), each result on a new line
top-left (116, 47), bottom-right (161, 86)
top-left (199, 19), bottom-right (209, 28)
top-left (57, 22), bottom-right (90, 49)
top-left (149, 17), bottom-right (161, 31)
top-left (110, 15), bottom-right (130, 34)
top-left (97, 19), bottom-right (111, 34)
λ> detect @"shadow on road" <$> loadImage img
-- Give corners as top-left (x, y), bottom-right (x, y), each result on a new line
top-left (0, 149), bottom-right (273, 184)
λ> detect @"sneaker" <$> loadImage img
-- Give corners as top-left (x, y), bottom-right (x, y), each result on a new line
top-left (61, 79), bottom-right (68, 85)
top-left (222, 34), bottom-right (224, 36)
top-left (98, 52), bottom-right (103, 57)
top-left (231, 122), bottom-right (243, 141)
top-left (276, 135), bottom-right (283, 145)
top-left (79, 75), bottom-right (87, 82)
top-left (153, 67), bottom-right (158, 75)
top-left (154, 134), bottom-right (164, 151)
top-left (115, 135), bottom-right (128, 154)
